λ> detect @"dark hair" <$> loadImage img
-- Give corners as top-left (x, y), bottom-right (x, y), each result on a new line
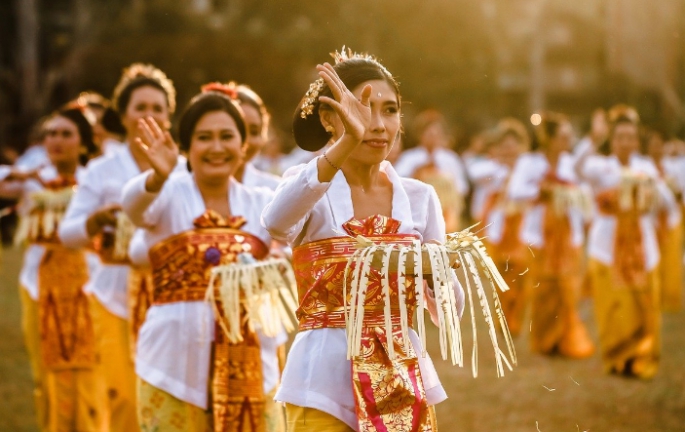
top-left (292, 56), bottom-right (400, 152)
top-left (533, 112), bottom-right (568, 151)
top-left (112, 63), bottom-right (176, 115)
top-left (101, 106), bottom-right (127, 136)
top-left (178, 91), bottom-right (246, 153)
top-left (54, 107), bottom-right (97, 165)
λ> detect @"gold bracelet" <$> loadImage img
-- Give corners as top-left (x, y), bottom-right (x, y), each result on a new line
top-left (322, 152), bottom-right (341, 171)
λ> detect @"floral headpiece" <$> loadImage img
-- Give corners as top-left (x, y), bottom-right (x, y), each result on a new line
top-left (201, 82), bottom-right (239, 100)
top-left (63, 98), bottom-right (97, 126)
top-left (299, 46), bottom-right (390, 119)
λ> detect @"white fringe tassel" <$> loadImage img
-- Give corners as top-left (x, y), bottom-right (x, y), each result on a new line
top-left (206, 255), bottom-right (300, 344)
top-left (343, 226), bottom-right (517, 377)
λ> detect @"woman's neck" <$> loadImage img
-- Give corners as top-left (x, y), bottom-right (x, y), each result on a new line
top-left (616, 152), bottom-right (632, 166)
top-left (341, 160), bottom-right (383, 191)
top-left (54, 160), bottom-right (78, 178)
top-left (196, 175), bottom-right (231, 216)
top-left (234, 162), bottom-right (247, 183)
top-left (545, 148), bottom-right (562, 168)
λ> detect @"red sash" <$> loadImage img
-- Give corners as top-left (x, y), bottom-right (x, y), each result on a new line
top-left (292, 215), bottom-right (434, 432)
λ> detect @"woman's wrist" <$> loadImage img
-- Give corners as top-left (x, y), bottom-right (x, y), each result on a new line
top-left (145, 170), bottom-right (167, 193)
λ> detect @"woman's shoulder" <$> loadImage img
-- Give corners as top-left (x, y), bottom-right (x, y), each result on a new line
top-left (399, 176), bottom-right (437, 201)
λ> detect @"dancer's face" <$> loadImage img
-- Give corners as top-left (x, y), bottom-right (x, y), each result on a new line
top-left (610, 122), bottom-right (639, 160)
top-left (44, 116), bottom-right (82, 166)
top-left (324, 79), bottom-right (401, 167)
top-left (240, 103), bottom-right (266, 163)
top-left (121, 86), bottom-right (169, 140)
top-left (189, 110), bottom-right (244, 184)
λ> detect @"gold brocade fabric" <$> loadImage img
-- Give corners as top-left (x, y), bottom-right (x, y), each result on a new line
top-left (657, 213), bottom-right (683, 312)
top-left (127, 266), bottom-right (154, 358)
top-left (148, 210), bottom-right (269, 432)
top-left (596, 189), bottom-right (648, 288)
top-left (38, 244), bottom-right (96, 370)
top-left (292, 215), bottom-right (433, 432)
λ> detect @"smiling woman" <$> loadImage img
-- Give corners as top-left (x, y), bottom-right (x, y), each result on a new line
top-left (121, 84), bottom-right (286, 431)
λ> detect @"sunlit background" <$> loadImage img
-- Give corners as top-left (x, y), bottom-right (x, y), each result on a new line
top-left (1, 1), bottom-right (685, 431)
top-left (2, 0), bottom-right (685, 152)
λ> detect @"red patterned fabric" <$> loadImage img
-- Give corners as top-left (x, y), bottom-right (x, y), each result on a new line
top-left (292, 215), bottom-right (434, 431)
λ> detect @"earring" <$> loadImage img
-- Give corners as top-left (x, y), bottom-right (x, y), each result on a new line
top-left (324, 125), bottom-right (335, 134)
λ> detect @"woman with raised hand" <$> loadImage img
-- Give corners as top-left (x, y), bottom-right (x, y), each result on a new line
top-left (59, 63), bottom-right (184, 431)
top-left (1, 104), bottom-right (104, 431)
top-left (578, 105), bottom-right (669, 378)
top-left (507, 112), bottom-right (594, 358)
top-left (121, 84), bottom-right (284, 431)
top-left (262, 49), bottom-right (464, 432)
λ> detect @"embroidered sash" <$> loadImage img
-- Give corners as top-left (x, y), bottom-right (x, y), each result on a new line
top-left (539, 177), bottom-right (578, 276)
top-left (596, 189), bottom-right (647, 288)
top-left (34, 179), bottom-right (96, 370)
top-left (148, 210), bottom-right (269, 432)
top-left (292, 215), bottom-right (433, 432)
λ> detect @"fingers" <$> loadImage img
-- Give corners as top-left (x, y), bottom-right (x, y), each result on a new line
top-left (163, 131), bottom-right (176, 150)
top-left (138, 119), bottom-right (155, 147)
top-left (359, 84), bottom-right (372, 107)
top-left (134, 137), bottom-right (149, 152)
top-left (147, 117), bottom-right (165, 139)
top-left (317, 65), bottom-right (343, 102)
top-left (318, 96), bottom-right (345, 118)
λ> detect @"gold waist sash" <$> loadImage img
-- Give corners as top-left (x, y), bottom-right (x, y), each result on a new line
top-left (149, 227), bottom-right (269, 432)
top-left (292, 232), bottom-right (434, 432)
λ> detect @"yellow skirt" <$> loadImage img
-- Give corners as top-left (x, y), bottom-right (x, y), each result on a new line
top-left (589, 259), bottom-right (661, 379)
top-left (90, 298), bottom-right (140, 431)
top-left (285, 404), bottom-right (437, 432)
top-left (45, 366), bottom-right (108, 432)
top-left (659, 222), bottom-right (683, 312)
top-left (529, 248), bottom-right (594, 358)
top-left (19, 287), bottom-right (49, 431)
top-left (138, 379), bottom-right (285, 432)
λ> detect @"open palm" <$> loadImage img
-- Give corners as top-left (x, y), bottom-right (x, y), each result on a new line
top-left (135, 117), bottom-right (178, 179)
top-left (317, 62), bottom-right (372, 142)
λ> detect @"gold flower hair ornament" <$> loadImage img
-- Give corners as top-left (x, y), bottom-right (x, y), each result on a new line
top-left (343, 223), bottom-right (517, 378)
top-left (300, 46), bottom-right (392, 119)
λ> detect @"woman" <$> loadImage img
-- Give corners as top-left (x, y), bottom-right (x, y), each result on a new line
top-left (472, 119), bottom-right (530, 336)
top-left (508, 113), bottom-right (594, 358)
top-left (579, 105), bottom-right (668, 378)
top-left (121, 85), bottom-right (282, 431)
top-left (643, 129), bottom-right (683, 312)
top-left (59, 63), bottom-right (183, 431)
top-left (1, 104), bottom-right (104, 431)
top-left (262, 50), bottom-right (464, 431)
top-left (394, 109), bottom-right (469, 232)
top-left (230, 82), bottom-right (282, 191)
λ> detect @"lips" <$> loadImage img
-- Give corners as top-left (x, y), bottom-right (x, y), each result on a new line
top-left (363, 139), bottom-right (388, 149)
top-left (202, 156), bottom-right (233, 166)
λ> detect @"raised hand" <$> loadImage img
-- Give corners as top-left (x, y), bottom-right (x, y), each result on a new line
top-left (317, 62), bottom-right (372, 142)
top-left (135, 117), bottom-right (178, 181)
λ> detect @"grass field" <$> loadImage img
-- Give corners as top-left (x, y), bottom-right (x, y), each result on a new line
top-left (1, 245), bottom-right (684, 431)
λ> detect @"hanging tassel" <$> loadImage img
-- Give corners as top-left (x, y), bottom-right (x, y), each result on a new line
top-left (208, 255), bottom-right (300, 343)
